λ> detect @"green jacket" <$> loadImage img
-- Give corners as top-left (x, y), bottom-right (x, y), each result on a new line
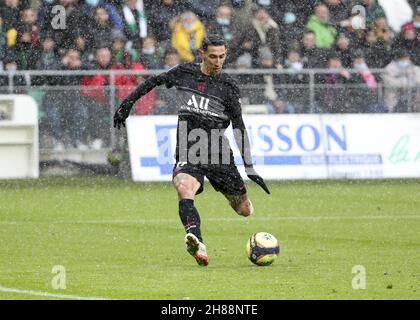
top-left (306, 15), bottom-right (337, 49)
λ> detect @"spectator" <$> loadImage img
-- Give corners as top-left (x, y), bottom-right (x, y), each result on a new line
top-left (383, 50), bottom-right (420, 112)
top-left (358, 0), bottom-right (386, 28)
top-left (333, 32), bottom-right (353, 68)
top-left (147, 0), bottom-right (190, 49)
top-left (347, 51), bottom-right (379, 112)
top-left (206, 5), bottom-right (237, 66)
top-left (206, 5), bottom-right (235, 45)
top-left (324, 0), bottom-right (351, 28)
top-left (33, 33), bottom-right (60, 71)
top-left (0, 14), bottom-right (8, 69)
top-left (306, 2), bottom-right (338, 49)
top-left (372, 13), bottom-right (394, 45)
top-left (81, 47), bottom-right (126, 147)
top-left (111, 30), bottom-right (138, 65)
top-left (171, 10), bottom-right (205, 63)
top-left (122, 0), bottom-right (148, 49)
top-left (321, 55), bottom-right (351, 113)
top-left (81, 0), bottom-right (124, 31)
top-left (394, 21), bottom-right (420, 65)
top-left (138, 35), bottom-right (163, 69)
top-left (15, 8), bottom-right (39, 69)
top-left (1, 0), bottom-right (21, 30)
top-left (187, 0), bottom-right (224, 25)
top-left (0, 50), bottom-right (26, 92)
top-left (300, 30), bottom-right (329, 68)
top-left (281, 48), bottom-right (309, 113)
top-left (90, 6), bottom-right (119, 48)
top-left (277, 2), bottom-right (305, 51)
top-left (250, 6), bottom-right (282, 67)
top-left (412, 7), bottom-right (420, 33)
top-left (73, 32), bottom-right (94, 65)
top-left (266, 97), bottom-right (295, 114)
top-left (47, 49), bottom-right (89, 151)
top-left (39, 0), bottom-right (90, 53)
top-left (363, 28), bottom-right (393, 68)
top-left (153, 48), bottom-right (181, 114)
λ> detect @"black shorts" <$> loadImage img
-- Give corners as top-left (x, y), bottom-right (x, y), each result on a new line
top-left (172, 162), bottom-right (247, 196)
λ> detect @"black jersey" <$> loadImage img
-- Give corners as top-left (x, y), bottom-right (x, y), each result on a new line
top-left (122, 62), bottom-right (252, 167)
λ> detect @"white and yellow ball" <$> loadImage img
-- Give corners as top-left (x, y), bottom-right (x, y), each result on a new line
top-left (246, 232), bottom-right (279, 266)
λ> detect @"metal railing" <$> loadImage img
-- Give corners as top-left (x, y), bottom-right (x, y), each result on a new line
top-left (0, 68), bottom-right (418, 151)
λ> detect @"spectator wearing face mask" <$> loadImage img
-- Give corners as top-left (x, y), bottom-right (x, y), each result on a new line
top-left (321, 54), bottom-right (351, 113)
top-left (346, 52), bottom-right (379, 113)
top-left (278, 5), bottom-right (304, 50)
top-left (187, 0), bottom-right (224, 26)
top-left (206, 5), bottom-right (235, 44)
top-left (206, 5), bottom-right (237, 66)
top-left (383, 50), bottom-right (420, 112)
top-left (138, 35), bottom-right (163, 69)
top-left (153, 48), bottom-right (181, 115)
top-left (171, 11), bottom-right (205, 63)
top-left (0, 51), bottom-right (26, 92)
top-left (281, 48), bottom-right (309, 113)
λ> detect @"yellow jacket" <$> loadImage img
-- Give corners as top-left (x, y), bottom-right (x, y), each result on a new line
top-left (171, 20), bottom-right (205, 62)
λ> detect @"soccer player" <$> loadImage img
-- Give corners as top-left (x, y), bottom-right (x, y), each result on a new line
top-left (114, 35), bottom-right (270, 266)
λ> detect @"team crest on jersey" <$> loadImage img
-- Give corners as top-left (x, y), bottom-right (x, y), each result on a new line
top-left (197, 81), bottom-right (207, 92)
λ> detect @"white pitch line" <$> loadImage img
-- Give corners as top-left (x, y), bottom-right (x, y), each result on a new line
top-left (0, 215), bottom-right (419, 225)
top-left (0, 285), bottom-right (113, 300)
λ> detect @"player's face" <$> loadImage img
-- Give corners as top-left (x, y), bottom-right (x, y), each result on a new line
top-left (201, 45), bottom-right (227, 75)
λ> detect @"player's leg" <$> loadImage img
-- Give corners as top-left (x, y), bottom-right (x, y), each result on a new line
top-left (206, 164), bottom-right (253, 217)
top-left (172, 170), bottom-right (208, 266)
top-left (173, 172), bottom-right (203, 240)
top-left (224, 193), bottom-right (254, 217)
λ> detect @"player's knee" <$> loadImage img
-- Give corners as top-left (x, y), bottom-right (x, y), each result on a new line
top-left (234, 199), bottom-right (254, 217)
top-left (175, 179), bottom-right (198, 199)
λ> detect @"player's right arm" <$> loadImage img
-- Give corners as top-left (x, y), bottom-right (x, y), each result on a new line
top-left (113, 68), bottom-right (177, 129)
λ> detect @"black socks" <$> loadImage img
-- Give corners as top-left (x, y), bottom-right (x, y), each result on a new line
top-left (179, 199), bottom-right (203, 243)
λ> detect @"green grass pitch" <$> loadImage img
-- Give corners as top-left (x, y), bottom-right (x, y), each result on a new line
top-left (0, 177), bottom-right (419, 300)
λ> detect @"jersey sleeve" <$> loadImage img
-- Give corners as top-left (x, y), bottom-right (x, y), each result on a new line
top-left (226, 82), bottom-right (243, 120)
top-left (121, 65), bottom-right (180, 106)
top-left (227, 82), bottom-right (254, 168)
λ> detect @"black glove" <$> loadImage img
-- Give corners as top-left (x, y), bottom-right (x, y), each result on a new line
top-left (113, 100), bottom-right (132, 130)
top-left (245, 166), bottom-right (270, 194)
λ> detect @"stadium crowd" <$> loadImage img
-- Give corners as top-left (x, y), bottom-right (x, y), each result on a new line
top-left (1, 0), bottom-right (420, 150)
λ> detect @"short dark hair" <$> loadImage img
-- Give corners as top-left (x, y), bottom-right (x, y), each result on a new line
top-left (201, 35), bottom-right (226, 51)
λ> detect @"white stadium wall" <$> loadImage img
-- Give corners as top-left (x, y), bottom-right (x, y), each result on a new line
top-left (0, 95), bottom-right (39, 179)
top-left (126, 114), bottom-right (420, 181)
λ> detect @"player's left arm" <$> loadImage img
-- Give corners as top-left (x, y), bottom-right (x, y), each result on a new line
top-left (229, 87), bottom-right (270, 194)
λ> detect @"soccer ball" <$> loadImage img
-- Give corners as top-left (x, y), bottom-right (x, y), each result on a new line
top-left (246, 232), bottom-right (279, 266)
